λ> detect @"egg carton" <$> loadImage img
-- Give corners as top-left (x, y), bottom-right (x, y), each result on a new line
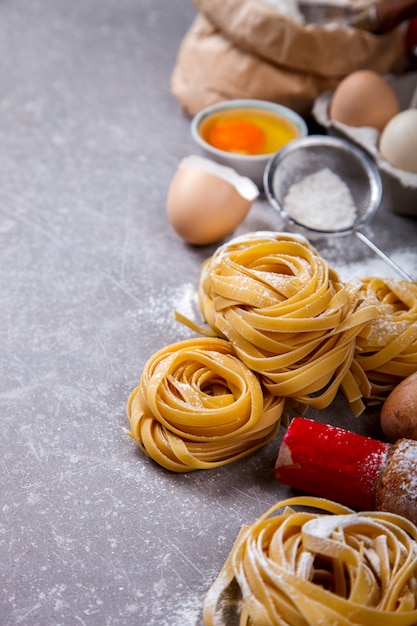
top-left (312, 72), bottom-right (417, 217)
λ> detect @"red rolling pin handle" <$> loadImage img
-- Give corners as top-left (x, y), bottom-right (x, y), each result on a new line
top-left (274, 418), bottom-right (389, 510)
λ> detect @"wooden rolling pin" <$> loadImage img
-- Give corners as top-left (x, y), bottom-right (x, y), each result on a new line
top-left (275, 417), bottom-right (417, 525)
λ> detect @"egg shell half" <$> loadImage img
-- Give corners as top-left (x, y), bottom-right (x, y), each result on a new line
top-left (166, 155), bottom-right (259, 245)
top-left (329, 70), bottom-right (400, 132)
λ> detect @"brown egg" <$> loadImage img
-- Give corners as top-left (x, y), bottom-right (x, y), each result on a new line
top-left (380, 371), bottom-right (417, 442)
top-left (166, 155), bottom-right (259, 245)
top-left (329, 70), bottom-right (400, 132)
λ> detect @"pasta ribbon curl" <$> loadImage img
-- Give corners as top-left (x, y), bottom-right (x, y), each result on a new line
top-left (352, 277), bottom-right (417, 399)
top-left (203, 496), bottom-right (417, 626)
top-left (126, 337), bottom-right (286, 472)
top-left (196, 232), bottom-right (376, 415)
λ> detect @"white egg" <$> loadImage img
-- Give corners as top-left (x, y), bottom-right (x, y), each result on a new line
top-left (379, 109), bottom-right (417, 174)
top-left (166, 155), bottom-right (259, 245)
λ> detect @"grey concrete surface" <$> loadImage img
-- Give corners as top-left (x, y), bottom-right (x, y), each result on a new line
top-left (1, 1), bottom-right (416, 625)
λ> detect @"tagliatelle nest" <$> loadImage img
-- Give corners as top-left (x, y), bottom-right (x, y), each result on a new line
top-left (352, 277), bottom-right (417, 399)
top-left (126, 337), bottom-right (286, 472)
top-left (203, 496), bottom-right (417, 626)
top-left (193, 232), bottom-right (378, 416)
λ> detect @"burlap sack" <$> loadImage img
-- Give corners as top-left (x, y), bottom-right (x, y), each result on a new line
top-left (171, 0), bottom-right (405, 117)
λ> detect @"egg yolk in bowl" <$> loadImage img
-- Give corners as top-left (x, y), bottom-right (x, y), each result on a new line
top-left (199, 107), bottom-right (299, 156)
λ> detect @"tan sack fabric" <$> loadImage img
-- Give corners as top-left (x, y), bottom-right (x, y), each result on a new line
top-left (171, 0), bottom-right (405, 117)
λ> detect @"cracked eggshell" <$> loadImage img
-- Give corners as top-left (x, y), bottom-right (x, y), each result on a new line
top-left (166, 155), bottom-right (259, 245)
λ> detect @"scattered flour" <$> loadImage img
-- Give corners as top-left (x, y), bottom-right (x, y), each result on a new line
top-left (137, 282), bottom-right (199, 334)
top-left (283, 168), bottom-right (357, 231)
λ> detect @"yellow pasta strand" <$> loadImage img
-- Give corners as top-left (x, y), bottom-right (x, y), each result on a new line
top-left (203, 496), bottom-right (417, 626)
top-left (126, 337), bottom-right (286, 472)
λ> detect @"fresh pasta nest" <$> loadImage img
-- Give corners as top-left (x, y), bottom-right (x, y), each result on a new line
top-left (352, 277), bottom-right (417, 398)
top-left (126, 337), bottom-right (286, 472)
top-left (203, 496), bottom-right (417, 626)
top-left (195, 232), bottom-right (378, 415)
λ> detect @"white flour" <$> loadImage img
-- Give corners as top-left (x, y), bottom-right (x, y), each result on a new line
top-left (283, 168), bottom-right (357, 231)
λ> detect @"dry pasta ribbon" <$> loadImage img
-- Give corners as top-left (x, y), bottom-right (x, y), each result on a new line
top-left (126, 337), bottom-right (286, 472)
top-left (203, 496), bottom-right (417, 626)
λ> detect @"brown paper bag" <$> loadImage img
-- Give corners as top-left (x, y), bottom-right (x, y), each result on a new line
top-left (171, 0), bottom-right (405, 117)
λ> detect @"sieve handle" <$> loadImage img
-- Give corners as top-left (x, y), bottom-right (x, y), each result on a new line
top-left (354, 231), bottom-right (414, 281)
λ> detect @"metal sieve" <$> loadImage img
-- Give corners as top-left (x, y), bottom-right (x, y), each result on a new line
top-left (264, 135), bottom-right (413, 281)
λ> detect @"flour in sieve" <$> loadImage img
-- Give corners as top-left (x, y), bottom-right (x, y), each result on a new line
top-left (283, 168), bottom-right (357, 231)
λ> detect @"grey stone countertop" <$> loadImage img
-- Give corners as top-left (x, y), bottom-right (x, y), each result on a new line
top-left (1, 1), bottom-right (416, 625)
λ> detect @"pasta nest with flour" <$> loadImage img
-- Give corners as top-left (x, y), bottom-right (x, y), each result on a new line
top-left (194, 232), bottom-right (377, 415)
top-left (126, 337), bottom-right (286, 472)
top-left (203, 496), bottom-right (417, 626)
top-left (351, 277), bottom-right (417, 400)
